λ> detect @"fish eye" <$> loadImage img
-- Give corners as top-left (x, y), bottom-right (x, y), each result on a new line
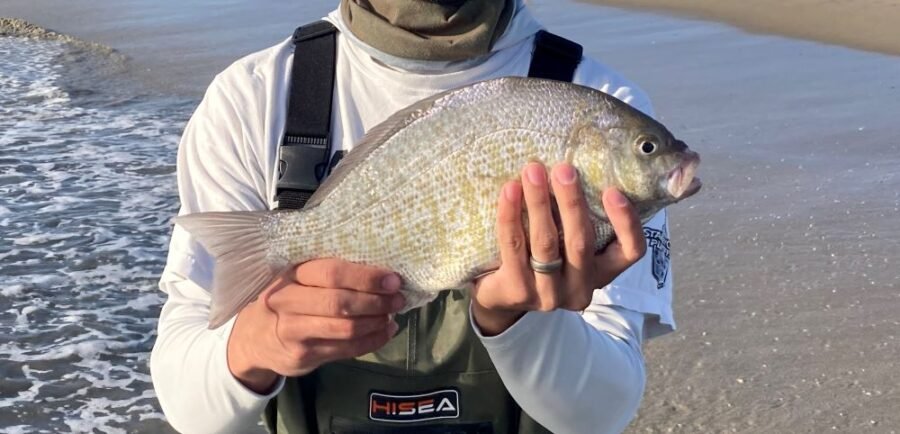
top-left (639, 140), bottom-right (658, 155)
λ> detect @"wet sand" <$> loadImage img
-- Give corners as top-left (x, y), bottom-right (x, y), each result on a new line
top-left (585, 0), bottom-right (900, 58)
top-left (3, 0), bottom-right (900, 432)
top-left (536, 4), bottom-right (900, 431)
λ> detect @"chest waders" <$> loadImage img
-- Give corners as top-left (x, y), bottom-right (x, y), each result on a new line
top-left (268, 21), bottom-right (583, 434)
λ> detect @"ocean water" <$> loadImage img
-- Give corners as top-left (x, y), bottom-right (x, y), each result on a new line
top-left (0, 36), bottom-right (188, 433)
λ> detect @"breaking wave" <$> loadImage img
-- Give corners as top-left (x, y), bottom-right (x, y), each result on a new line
top-left (0, 33), bottom-right (190, 433)
top-left (0, 18), bottom-right (115, 53)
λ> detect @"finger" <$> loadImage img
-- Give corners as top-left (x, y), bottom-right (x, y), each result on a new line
top-left (594, 188), bottom-right (647, 282)
top-left (522, 163), bottom-right (563, 310)
top-left (495, 181), bottom-right (529, 273)
top-left (551, 163), bottom-right (596, 310)
top-left (522, 163), bottom-right (560, 263)
top-left (309, 321), bottom-right (400, 362)
top-left (293, 258), bottom-right (402, 294)
top-left (478, 181), bottom-right (534, 310)
top-left (267, 284), bottom-right (405, 317)
top-left (280, 314), bottom-right (393, 342)
top-left (550, 163), bottom-right (595, 273)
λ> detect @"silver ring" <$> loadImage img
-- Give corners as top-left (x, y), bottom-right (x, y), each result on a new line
top-left (530, 256), bottom-right (563, 274)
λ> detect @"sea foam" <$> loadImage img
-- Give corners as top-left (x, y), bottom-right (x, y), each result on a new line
top-left (1, 34), bottom-right (187, 433)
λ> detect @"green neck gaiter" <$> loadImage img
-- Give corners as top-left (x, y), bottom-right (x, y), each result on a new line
top-left (340, 0), bottom-right (515, 61)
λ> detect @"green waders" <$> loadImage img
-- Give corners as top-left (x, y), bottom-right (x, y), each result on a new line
top-left (267, 21), bottom-right (583, 434)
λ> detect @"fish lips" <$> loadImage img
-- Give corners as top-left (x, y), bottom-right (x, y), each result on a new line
top-left (666, 151), bottom-right (702, 200)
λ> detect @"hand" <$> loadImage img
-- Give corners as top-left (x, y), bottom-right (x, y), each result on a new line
top-left (226, 259), bottom-right (405, 393)
top-left (471, 162), bottom-right (647, 336)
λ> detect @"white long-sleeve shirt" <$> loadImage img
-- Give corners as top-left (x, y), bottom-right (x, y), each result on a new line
top-left (151, 5), bottom-right (676, 434)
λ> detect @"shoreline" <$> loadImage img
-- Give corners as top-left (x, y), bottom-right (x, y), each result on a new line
top-left (583, 0), bottom-right (900, 58)
top-left (4, 0), bottom-right (900, 99)
top-left (0, 0), bottom-right (334, 97)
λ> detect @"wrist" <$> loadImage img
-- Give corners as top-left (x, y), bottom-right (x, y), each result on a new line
top-left (231, 362), bottom-right (279, 395)
top-left (226, 311), bottom-right (280, 394)
top-left (471, 300), bottom-right (525, 337)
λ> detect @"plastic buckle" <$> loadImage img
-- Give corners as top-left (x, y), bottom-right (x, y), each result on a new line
top-left (276, 135), bottom-right (330, 193)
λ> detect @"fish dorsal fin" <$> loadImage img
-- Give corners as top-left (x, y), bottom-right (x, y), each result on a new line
top-left (304, 85), bottom-right (465, 208)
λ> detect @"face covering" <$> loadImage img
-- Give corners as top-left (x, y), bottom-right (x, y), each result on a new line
top-left (340, 0), bottom-right (515, 61)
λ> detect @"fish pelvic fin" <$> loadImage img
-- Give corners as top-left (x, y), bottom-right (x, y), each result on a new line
top-left (174, 211), bottom-right (288, 329)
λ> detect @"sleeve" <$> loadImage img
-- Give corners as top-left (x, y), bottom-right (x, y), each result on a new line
top-left (473, 305), bottom-right (646, 434)
top-left (473, 211), bottom-right (673, 433)
top-left (595, 209), bottom-right (674, 338)
top-left (150, 75), bottom-right (284, 434)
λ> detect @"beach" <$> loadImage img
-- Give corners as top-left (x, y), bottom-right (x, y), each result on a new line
top-left (539, 5), bottom-right (900, 430)
top-left (1, 0), bottom-right (899, 432)
top-left (586, 0), bottom-right (900, 58)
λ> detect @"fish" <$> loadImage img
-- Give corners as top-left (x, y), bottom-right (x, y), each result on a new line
top-left (175, 77), bottom-right (702, 329)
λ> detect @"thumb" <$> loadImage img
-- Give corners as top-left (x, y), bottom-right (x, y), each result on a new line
top-left (596, 188), bottom-right (646, 278)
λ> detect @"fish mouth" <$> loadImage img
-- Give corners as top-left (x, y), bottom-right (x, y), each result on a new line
top-left (666, 151), bottom-right (702, 200)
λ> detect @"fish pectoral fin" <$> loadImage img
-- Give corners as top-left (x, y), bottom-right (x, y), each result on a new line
top-left (472, 269), bottom-right (499, 281)
top-left (471, 260), bottom-right (502, 282)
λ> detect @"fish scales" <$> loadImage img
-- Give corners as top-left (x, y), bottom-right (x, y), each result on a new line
top-left (272, 79), bottom-right (596, 306)
top-left (176, 77), bottom-right (702, 328)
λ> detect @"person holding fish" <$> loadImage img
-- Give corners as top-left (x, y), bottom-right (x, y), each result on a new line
top-left (150, 0), bottom-right (701, 433)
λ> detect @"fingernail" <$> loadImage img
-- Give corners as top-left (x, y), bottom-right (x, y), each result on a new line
top-left (525, 164), bottom-right (546, 186)
top-left (554, 165), bottom-right (576, 185)
top-left (381, 274), bottom-right (401, 291)
top-left (608, 189), bottom-right (629, 208)
top-left (388, 321), bottom-right (400, 335)
top-left (503, 182), bottom-right (521, 202)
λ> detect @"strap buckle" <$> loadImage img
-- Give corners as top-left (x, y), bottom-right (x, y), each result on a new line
top-left (277, 135), bottom-right (330, 194)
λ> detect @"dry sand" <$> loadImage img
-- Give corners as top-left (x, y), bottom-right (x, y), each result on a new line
top-left (586, 0), bottom-right (900, 57)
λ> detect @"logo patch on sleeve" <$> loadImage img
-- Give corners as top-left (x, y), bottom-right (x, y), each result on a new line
top-left (369, 389), bottom-right (460, 423)
top-left (643, 222), bottom-right (670, 289)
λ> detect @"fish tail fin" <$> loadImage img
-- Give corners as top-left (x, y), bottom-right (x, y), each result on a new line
top-left (174, 211), bottom-right (288, 329)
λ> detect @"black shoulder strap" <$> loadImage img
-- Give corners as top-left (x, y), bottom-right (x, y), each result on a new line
top-left (276, 21), bottom-right (338, 210)
top-left (276, 26), bottom-right (581, 210)
top-left (527, 30), bottom-right (583, 82)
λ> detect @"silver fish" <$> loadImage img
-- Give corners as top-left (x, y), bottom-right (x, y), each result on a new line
top-left (176, 77), bottom-right (702, 329)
